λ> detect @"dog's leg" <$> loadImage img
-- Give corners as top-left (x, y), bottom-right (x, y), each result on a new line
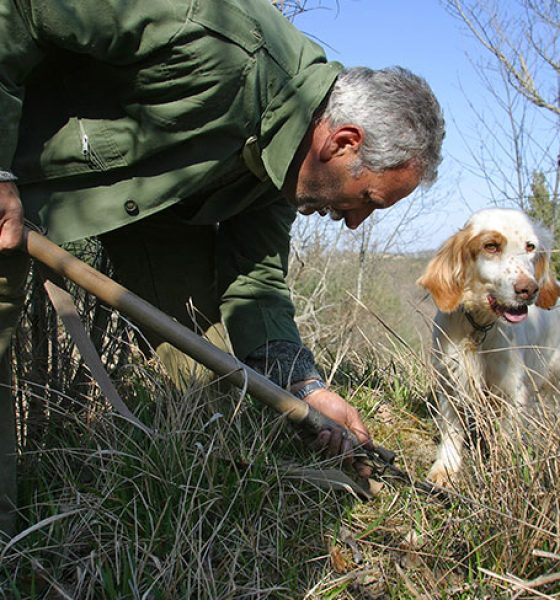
top-left (428, 392), bottom-right (465, 486)
top-left (495, 355), bottom-right (531, 438)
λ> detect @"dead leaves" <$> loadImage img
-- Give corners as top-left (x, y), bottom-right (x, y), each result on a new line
top-left (326, 523), bottom-right (433, 597)
top-left (328, 526), bottom-right (382, 590)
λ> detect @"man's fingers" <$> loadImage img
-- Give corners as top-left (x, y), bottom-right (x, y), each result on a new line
top-left (309, 428), bottom-right (364, 471)
top-left (340, 436), bottom-right (355, 468)
top-left (310, 429), bottom-right (331, 453)
top-left (308, 429), bottom-right (346, 457)
top-left (326, 427), bottom-right (341, 457)
top-left (0, 222), bottom-right (24, 252)
top-left (346, 408), bottom-right (372, 447)
top-left (353, 459), bottom-right (374, 479)
top-left (0, 183), bottom-right (25, 251)
top-left (351, 427), bottom-right (371, 447)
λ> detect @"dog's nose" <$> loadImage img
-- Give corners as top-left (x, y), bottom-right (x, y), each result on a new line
top-left (514, 277), bottom-right (539, 301)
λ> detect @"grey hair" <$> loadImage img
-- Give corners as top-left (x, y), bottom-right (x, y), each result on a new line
top-left (322, 66), bottom-right (445, 186)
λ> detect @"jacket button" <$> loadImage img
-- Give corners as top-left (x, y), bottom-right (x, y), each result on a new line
top-left (124, 200), bottom-right (139, 215)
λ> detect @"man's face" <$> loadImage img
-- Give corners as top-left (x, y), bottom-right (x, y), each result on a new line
top-left (294, 161), bottom-right (421, 230)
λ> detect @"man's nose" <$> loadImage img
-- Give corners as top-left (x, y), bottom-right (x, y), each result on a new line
top-left (343, 205), bottom-right (376, 230)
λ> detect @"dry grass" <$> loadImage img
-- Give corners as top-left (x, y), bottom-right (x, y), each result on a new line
top-left (1, 238), bottom-right (559, 598)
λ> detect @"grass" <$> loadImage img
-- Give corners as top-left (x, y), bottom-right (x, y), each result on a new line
top-left (2, 359), bottom-right (364, 598)
top-left (1, 241), bottom-right (560, 598)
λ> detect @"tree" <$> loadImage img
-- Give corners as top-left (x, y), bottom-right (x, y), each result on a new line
top-left (527, 169), bottom-right (559, 273)
top-left (273, 0), bottom-right (339, 21)
top-left (447, 0), bottom-right (559, 117)
top-left (446, 0), bottom-right (559, 260)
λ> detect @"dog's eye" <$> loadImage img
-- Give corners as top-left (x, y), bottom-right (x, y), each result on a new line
top-left (484, 242), bottom-right (501, 254)
top-left (526, 242), bottom-right (536, 253)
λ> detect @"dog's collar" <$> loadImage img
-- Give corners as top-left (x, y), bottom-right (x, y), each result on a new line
top-left (461, 307), bottom-right (496, 343)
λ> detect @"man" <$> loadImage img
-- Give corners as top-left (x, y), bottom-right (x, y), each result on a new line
top-left (0, 0), bottom-right (445, 535)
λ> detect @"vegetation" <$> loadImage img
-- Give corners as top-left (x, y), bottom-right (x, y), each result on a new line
top-left (445, 0), bottom-right (559, 264)
top-left (1, 235), bottom-right (559, 599)
top-left (527, 170), bottom-right (560, 275)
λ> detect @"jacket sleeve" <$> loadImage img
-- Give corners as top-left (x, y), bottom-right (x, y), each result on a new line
top-left (245, 340), bottom-right (322, 388)
top-left (217, 198), bottom-right (302, 361)
top-left (0, 2), bottom-right (44, 168)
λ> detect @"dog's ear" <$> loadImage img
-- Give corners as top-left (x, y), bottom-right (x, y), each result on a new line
top-left (536, 278), bottom-right (560, 309)
top-left (535, 252), bottom-right (560, 309)
top-left (417, 226), bottom-right (474, 312)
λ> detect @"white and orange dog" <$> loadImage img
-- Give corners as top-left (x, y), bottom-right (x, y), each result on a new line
top-left (418, 208), bottom-right (560, 485)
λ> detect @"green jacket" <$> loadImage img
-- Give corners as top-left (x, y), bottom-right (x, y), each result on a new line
top-left (1, 0), bottom-right (342, 358)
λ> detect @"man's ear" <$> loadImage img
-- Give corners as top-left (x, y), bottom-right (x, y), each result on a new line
top-left (318, 125), bottom-right (364, 162)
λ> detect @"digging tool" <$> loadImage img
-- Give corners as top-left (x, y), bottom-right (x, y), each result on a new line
top-left (24, 226), bottom-right (448, 502)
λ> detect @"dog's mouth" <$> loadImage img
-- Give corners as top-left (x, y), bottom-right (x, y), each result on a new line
top-left (487, 295), bottom-right (528, 323)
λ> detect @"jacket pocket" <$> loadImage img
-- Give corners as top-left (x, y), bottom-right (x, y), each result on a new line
top-left (15, 117), bottom-right (128, 182)
top-left (189, 0), bottom-right (314, 77)
top-left (76, 118), bottom-right (127, 172)
top-left (189, 0), bottom-right (264, 54)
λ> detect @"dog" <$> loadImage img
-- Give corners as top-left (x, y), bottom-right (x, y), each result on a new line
top-left (417, 208), bottom-right (560, 485)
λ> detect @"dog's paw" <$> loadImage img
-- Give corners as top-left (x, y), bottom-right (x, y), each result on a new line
top-left (427, 460), bottom-right (457, 488)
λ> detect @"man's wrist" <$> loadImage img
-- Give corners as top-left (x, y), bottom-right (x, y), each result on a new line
top-left (290, 379), bottom-right (326, 400)
top-left (0, 171), bottom-right (17, 183)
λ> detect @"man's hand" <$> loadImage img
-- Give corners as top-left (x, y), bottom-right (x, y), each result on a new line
top-left (0, 182), bottom-right (24, 252)
top-left (293, 383), bottom-right (374, 479)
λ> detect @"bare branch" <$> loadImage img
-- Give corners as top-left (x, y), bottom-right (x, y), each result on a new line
top-left (447, 0), bottom-right (560, 115)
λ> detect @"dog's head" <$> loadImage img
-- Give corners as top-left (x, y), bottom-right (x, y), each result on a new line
top-left (417, 208), bottom-right (560, 321)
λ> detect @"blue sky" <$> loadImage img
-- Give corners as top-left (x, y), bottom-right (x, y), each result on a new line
top-left (292, 0), bottom-right (508, 250)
